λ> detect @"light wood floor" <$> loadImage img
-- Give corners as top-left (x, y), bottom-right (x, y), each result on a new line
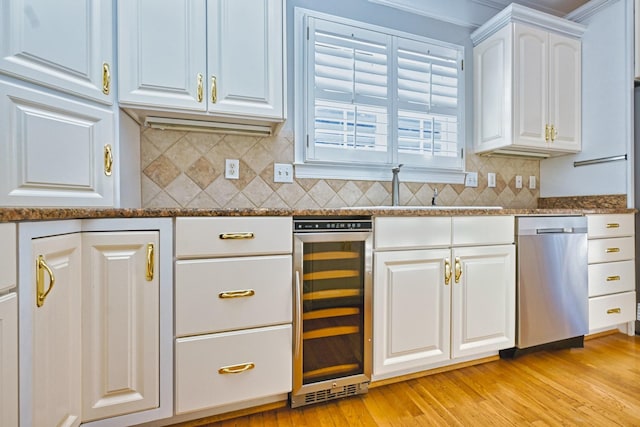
top-left (186, 333), bottom-right (640, 426)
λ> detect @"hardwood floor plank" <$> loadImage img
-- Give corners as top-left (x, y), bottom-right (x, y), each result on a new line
top-left (182, 334), bottom-right (640, 426)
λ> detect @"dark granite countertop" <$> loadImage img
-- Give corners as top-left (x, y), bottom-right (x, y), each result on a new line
top-left (0, 206), bottom-right (635, 223)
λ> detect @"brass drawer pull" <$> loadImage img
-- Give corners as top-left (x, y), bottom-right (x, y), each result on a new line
top-left (211, 75), bottom-right (217, 103)
top-left (606, 223), bottom-right (620, 228)
top-left (146, 243), bottom-right (154, 281)
top-left (605, 248), bottom-right (620, 253)
top-left (444, 259), bottom-right (451, 285)
top-left (218, 362), bottom-right (255, 374)
top-left (219, 289), bottom-right (255, 299)
top-left (219, 232), bottom-right (255, 240)
top-left (102, 62), bottom-right (111, 95)
top-left (196, 73), bottom-right (204, 102)
top-left (104, 144), bottom-right (113, 176)
top-left (606, 275), bottom-right (621, 282)
top-left (454, 257), bottom-right (462, 283)
top-left (36, 255), bottom-right (55, 308)
top-left (607, 308), bottom-right (621, 314)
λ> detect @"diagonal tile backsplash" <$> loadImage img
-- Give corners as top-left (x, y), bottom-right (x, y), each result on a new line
top-left (140, 128), bottom-right (539, 209)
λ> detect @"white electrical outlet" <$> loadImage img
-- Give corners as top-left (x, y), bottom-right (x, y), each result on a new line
top-left (529, 176), bottom-right (536, 189)
top-left (225, 159), bottom-right (239, 179)
top-left (515, 175), bottom-right (522, 189)
top-left (465, 172), bottom-right (478, 187)
top-left (488, 172), bottom-right (496, 188)
top-left (274, 163), bottom-right (294, 183)
top-left (636, 303), bottom-right (640, 321)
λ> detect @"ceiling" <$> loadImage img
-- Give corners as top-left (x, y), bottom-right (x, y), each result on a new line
top-left (367, 0), bottom-right (592, 28)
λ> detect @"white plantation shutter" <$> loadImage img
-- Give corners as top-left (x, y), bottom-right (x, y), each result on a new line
top-left (307, 18), bottom-right (390, 163)
top-left (302, 12), bottom-right (464, 174)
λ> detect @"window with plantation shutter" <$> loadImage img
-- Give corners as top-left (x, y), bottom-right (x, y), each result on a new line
top-left (295, 9), bottom-right (466, 182)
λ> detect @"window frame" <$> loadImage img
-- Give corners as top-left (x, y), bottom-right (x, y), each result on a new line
top-left (294, 8), bottom-right (467, 184)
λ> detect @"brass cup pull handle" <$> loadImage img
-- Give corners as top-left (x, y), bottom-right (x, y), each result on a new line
top-left (102, 62), bottom-right (111, 95)
top-left (218, 362), bottom-right (255, 375)
top-left (606, 275), bottom-right (621, 282)
top-left (606, 223), bottom-right (620, 229)
top-left (219, 289), bottom-right (255, 299)
top-left (146, 243), bottom-right (154, 281)
top-left (219, 232), bottom-right (255, 240)
top-left (444, 259), bottom-right (452, 285)
top-left (196, 73), bottom-right (204, 102)
top-left (211, 76), bottom-right (217, 103)
top-left (607, 308), bottom-right (621, 314)
top-left (104, 144), bottom-right (113, 176)
top-left (36, 255), bottom-right (55, 308)
top-left (606, 248), bottom-right (620, 253)
top-left (454, 257), bottom-right (462, 283)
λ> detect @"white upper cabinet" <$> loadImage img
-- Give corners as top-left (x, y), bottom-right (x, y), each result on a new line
top-left (118, 0), bottom-right (285, 127)
top-left (472, 4), bottom-right (584, 158)
top-left (0, 0), bottom-right (114, 105)
top-left (0, 78), bottom-right (115, 207)
top-left (117, 0), bottom-right (207, 111)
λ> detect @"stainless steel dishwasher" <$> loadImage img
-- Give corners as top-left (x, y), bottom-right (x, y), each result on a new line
top-left (508, 216), bottom-right (588, 355)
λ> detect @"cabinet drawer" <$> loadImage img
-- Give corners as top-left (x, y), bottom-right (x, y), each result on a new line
top-left (587, 214), bottom-right (634, 239)
top-left (588, 237), bottom-right (634, 263)
top-left (0, 223), bottom-right (16, 293)
top-left (175, 217), bottom-right (292, 258)
top-left (589, 291), bottom-right (636, 331)
top-left (175, 325), bottom-right (292, 414)
top-left (452, 216), bottom-right (514, 246)
top-left (175, 255), bottom-right (292, 336)
top-left (375, 217), bottom-right (451, 249)
top-left (588, 260), bottom-right (635, 297)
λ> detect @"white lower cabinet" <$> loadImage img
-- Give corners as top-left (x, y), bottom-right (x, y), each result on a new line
top-left (174, 216), bottom-right (292, 416)
top-left (373, 216), bottom-right (515, 381)
top-left (0, 293), bottom-right (18, 427)
top-left (81, 231), bottom-right (160, 422)
top-left (175, 325), bottom-right (292, 414)
top-left (23, 228), bottom-right (83, 427)
top-left (587, 214), bottom-right (636, 334)
top-left (19, 219), bottom-right (172, 427)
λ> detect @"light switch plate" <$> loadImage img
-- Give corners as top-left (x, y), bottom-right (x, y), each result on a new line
top-left (515, 176), bottom-right (522, 189)
top-left (274, 163), bottom-right (294, 183)
top-left (529, 176), bottom-right (536, 189)
top-left (488, 172), bottom-right (496, 188)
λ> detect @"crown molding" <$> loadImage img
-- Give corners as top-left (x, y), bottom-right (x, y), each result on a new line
top-left (470, 3), bottom-right (586, 45)
top-left (565, 0), bottom-right (618, 22)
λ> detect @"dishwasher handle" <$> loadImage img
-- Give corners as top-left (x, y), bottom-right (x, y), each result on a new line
top-left (536, 227), bottom-right (585, 234)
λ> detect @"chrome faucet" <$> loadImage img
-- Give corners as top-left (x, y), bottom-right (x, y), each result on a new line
top-left (391, 164), bottom-right (403, 206)
top-left (431, 187), bottom-right (438, 206)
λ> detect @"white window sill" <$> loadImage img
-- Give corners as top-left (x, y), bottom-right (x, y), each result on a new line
top-left (294, 162), bottom-right (466, 184)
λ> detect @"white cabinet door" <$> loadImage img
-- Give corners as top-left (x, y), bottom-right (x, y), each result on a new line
top-left (0, 293), bottom-right (18, 427)
top-left (207, 0), bottom-right (284, 119)
top-left (30, 232), bottom-right (82, 427)
top-left (81, 231), bottom-right (160, 422)
top-left (0, 0), bottom-right (114, 104)
top-left (451, 245), bottom-right (515, 359)
top-left (513, 24), bottom-right (548, 149)
top-left (0, 77), bottom-right (115, 207)
top-left (117, 0), bottom-right (207, 111)
top-left (373, 249), bottom-right (451, 379)
top-left (548, 32), bottom-right (581, 152)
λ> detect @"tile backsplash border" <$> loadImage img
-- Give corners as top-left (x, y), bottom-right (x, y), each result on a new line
top-left (140, 128), bottom-right (540, 209)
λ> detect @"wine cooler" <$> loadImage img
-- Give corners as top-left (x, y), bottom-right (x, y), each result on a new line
top-left (290, 217), bottom-right (372, 408)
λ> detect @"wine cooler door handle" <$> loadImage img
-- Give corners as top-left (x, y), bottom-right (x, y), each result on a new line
top-left (294, 270), bottom-right (302, 361)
